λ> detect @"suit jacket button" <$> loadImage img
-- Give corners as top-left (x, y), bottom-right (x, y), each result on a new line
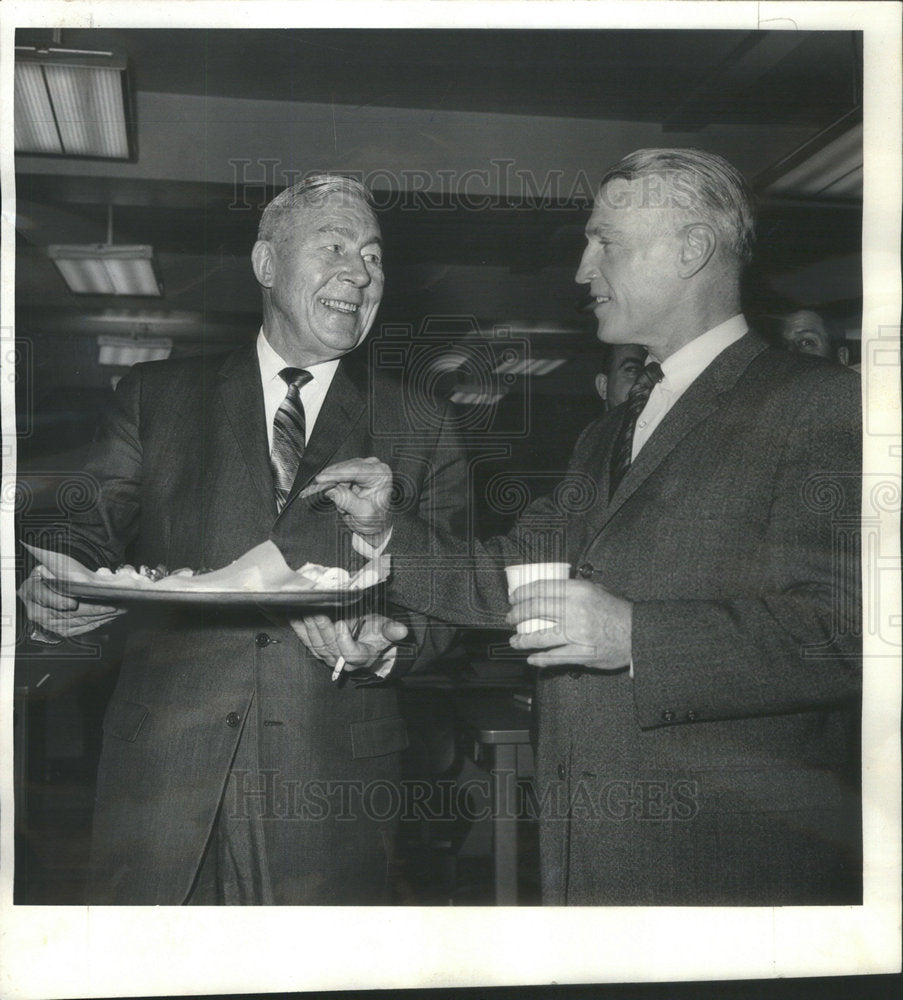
top-left (661, 710), bottom-right (675, 723)
top-left (557, 763), bottom-right (567, 780)
top-left (687, 710), bottom-right (698, 722)
top-left (577, 563), bottom-right (594, 579)
top-left (226, 712), bottom-right (241, 728)
top-left (255, 632), bottom-right (271, 648)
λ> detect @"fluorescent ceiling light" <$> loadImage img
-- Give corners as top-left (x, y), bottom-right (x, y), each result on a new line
top-left (493, 356), bottom-right (566, 376)
top-left (48, 244), bottom-right (163, 297)
top-left (14, 46), bottom-right (132, 159)
top-left (97, 336), bottom-right (172, 367)
top-left (762, 122), bottom-right (862, 200)
top-left (450, 390), bottom-right (506, 406)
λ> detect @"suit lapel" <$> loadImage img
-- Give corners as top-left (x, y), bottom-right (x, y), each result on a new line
top-left (590, 333), bottom-right (768, 532)
top-left (216, 344), bottom-right (277, 517)
top-left (276, 348), bottom-right (369, 518)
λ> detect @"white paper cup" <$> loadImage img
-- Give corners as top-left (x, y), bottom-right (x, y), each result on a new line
top-left (505, 562), bottom-right (571, 633)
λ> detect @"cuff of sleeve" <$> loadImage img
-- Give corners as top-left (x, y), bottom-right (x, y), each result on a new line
top-left (373, 645), bottom-right (398, 679)
top-left (352, 527), bottom-right (393, 560)
top-left (26, 620), bottom-right (63, 646)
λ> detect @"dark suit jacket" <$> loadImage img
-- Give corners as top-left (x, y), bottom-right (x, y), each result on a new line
top-left (49, 340), bottom-right (467, 904)
top-left (391, 334), bottom-right (862, 904)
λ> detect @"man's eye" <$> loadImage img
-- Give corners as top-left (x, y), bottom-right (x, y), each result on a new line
top-left (364, 252), bottom-right (382, 265)
top-left (324, 244), bottom-right (342, 254)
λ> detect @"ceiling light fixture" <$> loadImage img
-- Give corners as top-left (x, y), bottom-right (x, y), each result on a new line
top-left (756, 110), bottom-right (863, 202)
top-left (493, 356), bottom-right (567, 376)
top-left (14, 44), bottom-right (133, 159)
top-left (47, 206), bottom-right (163, 297)
top-left (97, 335), bottom-right (173, 367)
top-left (48, 244), bottom-right (163, 296)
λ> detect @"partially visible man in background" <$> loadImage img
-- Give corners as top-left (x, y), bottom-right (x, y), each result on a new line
top-left (778, 307), bottom-right (852, 366)
top-left (594, 342), bottom-right (647, 411)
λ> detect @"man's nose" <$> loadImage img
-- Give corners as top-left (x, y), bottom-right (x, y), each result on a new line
top-left (340, 255), bottom-right (371, 286)
top-left (575, 250), bottom-right (597, 285)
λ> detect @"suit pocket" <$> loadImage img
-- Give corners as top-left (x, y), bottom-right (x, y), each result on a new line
top-left (350, 716), bottom-right (409, 759)
top-left (103, 700), bottom-right (149, 742)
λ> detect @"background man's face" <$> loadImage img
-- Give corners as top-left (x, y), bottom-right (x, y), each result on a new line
top-left (603, 343), bottom-right (648, 409)
top-left (576, 177), bottom-right (682, 352)
top-left (779, 310), bottom-right (833, 359)
top-left (260, 193), bottom-right (384, 364)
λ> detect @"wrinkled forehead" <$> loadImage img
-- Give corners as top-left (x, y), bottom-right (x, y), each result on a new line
top-left (287, 192), bottom-right (381, 240)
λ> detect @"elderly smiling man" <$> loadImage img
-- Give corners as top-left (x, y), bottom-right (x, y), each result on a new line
top-left (314, 149), bottom-right (862, 906)
top-left (19, 175), bottom-right (466, 905)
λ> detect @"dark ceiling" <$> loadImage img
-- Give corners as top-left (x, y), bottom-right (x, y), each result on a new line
top-left (15, 27), bottom-right (860, 125)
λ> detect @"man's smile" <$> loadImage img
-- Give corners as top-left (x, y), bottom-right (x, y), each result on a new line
top-left (320, 298), bottom-right (360, 314)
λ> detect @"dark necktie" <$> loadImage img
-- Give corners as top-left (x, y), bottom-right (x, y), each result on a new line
top-left (609, 361), bottom-right (664, 498)
top-left (271, 367), bottom-right (312, 511)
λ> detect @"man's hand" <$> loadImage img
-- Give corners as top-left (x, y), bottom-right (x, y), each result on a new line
top-left (507, 579), bottom-right (633, 670)
top-left (290, 613), bottom-right (408, 676)
top-left (18, 564), bottom-right (126, 640)
top-left (311, 457), bottom-right (393, 540)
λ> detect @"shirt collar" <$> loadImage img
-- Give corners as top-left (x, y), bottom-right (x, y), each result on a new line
top-left (657, 314), bottom-right (748, 395)
top-left (256, 328), bottom-right (341, 387)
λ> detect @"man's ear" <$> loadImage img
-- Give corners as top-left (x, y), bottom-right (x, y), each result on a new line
top-left (594, 373), bottom-right (608, 401)
top-left (677, 224), bottom-right (716, 279)
top-left (837, 345), bottom-right (850, 367)
top-left (251, 240), bottom-right (275, 287)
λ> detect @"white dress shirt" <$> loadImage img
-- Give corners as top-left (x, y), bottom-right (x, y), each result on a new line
top-left (257, 330), bottom-right (339, 452)
top-left (632, 314), bottom-right (748, 460)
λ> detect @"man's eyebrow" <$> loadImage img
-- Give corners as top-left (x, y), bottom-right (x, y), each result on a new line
top-left (315, 225), bottom-right (382, 246)
top-left (584, 222), bottom-right (617, 238)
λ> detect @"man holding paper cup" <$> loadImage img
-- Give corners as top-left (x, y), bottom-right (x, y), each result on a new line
top-left (18, 175), bottom-right (466, 905)
top-left (315, 149), bottom-right (862, 906)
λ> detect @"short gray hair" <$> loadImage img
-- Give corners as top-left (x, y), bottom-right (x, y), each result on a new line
top-left (599, 148), bottom-right (756, 264)
top-left (257, 174), bottom-right (374, 244)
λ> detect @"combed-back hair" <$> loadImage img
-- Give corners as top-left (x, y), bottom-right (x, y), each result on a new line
top-left (599, 148), bottom-right (756, 264)
top-left (258, 174), bottom-right (374, 244)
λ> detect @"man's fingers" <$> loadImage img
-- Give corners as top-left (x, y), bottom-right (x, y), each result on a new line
top-left (509, 626), bottom-right (566, 651)
top-left (41, 608), bottom-right (126, 638)
top-left (325, 484), bottom-right (364, 515)
top-left (306, 616), bottom-right (341, 659)
top-left (288, 617), bottom-right (315, 647)
top-left (314, 457), bottom-right (390, 489)
top-left (20, 570), bottom-right (79, 612)
top-left (507, 596), bottom-right (565, 629)
top-left (334, 620), bottom-right (368, 663)
top-left (381, 620), bottom-right (409, 643)
top-left (52, 612), bottom-right (126, 637)
top-left (289, 615), bottom-right (341, 665)
top-left (525, 644), bottom-right (596, 668)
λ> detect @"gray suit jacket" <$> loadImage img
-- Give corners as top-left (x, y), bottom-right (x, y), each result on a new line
top-left (48, 341), bottom-right (467, 904)
top-left (391, 334), bottom-right (862, 904)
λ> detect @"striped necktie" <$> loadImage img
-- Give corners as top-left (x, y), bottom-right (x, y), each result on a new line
top-left (609, 361), bottom-right (664, 499)
top-left (271, 367), bottom-right (312, 511)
